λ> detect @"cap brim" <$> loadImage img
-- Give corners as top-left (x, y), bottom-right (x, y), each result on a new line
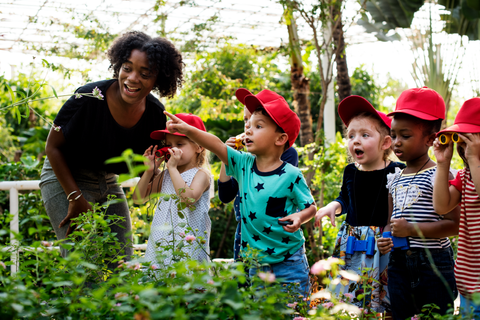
top-left (338, 96), bottom-right (390, 127)
top-left (150, 130), bottom-right (186, 140)
top-left (387, 109), bottom-right (442, 121)
top-left (244, 95), bottom-right (265, 114)
top-left (235, 88), bottom-right (254, 105)
top-left (437, 123), bottom-right (480, 136)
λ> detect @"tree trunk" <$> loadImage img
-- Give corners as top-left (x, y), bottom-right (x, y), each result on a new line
top-left (286, 9), bottom-right (320, 261)
top-left (332, 0), bottom-right (351, 102)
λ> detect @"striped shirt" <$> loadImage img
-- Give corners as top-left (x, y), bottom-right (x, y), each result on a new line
top-left (450, 168), bottom-right (480, 297)
top-left (388, 166), bottom-right (450, 249)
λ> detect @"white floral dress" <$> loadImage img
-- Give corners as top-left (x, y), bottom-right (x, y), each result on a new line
top-left (143, 167), bottom-right (211, 268)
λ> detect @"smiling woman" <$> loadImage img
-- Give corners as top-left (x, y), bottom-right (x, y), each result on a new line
top-left (38, 31), bottom-right (184, 264)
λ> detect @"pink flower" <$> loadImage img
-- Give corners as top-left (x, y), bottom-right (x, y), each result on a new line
top-left (135, 295), bottom-right (139, 301)
top-left (344, 292), bottom-right (354, 302)
top-left (293, 317), bottom-right (307, 320)
top-left (207, 279), bottom-right (214, 285)
top-left (115, 303), bottom-right (121, 307)
top-left (0, 261), bottom-right (5, 269)
top-left (41, 241), bottom-right (52, 247)
top-left (411, 316), bottom-right (420, 320)
top-left (258, 272), bottom-right (276, 283)
top-left (179, 231), bottom-right (185, 237)
top-left (185, 235), bottom-right (196, 243)
top-left (322, 302), bottom-right (334, 309)
top-left (150, 265), bottom-right (158, 270)
top-left (287, 302), bottom-right (298, 308)
top-left (310, 257), bottom-right (343, 274)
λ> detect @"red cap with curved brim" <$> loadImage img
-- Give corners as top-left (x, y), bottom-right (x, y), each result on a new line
top-left (437, 97), bottom-right (480, 136)
top-left (388, 86), bottom-right (445, 120)
top-left (338, 95), bottom-right (391, 128)
top-left (236, 88), bottom-right (300, 148)
top-left (150, 113), bottom-right (206, 140)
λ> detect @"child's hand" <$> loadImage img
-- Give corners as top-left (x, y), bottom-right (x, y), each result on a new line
top-left (433, 138), bottom-right (454, 165)
top-left (225, 137), bottom-right (237, 149)
top-left (164, 111), bottom-right (191, 135)
top-left (460, 133), bottom-right (480, 164)
top-left (279, 216), bottom-right (301, 233)
top-left (143, 145), bottom-right (162, 172)
top-left (314, 207), bottom-right (336, 228)
top-left (390, 218), bottom-right (412, 237)
top-left (377, 237), bottom-right (393, 255)
top-left (166, 147), bottom-right (182, 170)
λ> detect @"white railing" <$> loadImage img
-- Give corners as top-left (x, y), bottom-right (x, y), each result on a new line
top-left (0, 178), bottom-right (140, 273)
top-left (0, 178), bottom-right (233, 273)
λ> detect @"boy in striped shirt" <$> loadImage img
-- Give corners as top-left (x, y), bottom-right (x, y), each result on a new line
top-left (433, 97), bottom-right (480, 319)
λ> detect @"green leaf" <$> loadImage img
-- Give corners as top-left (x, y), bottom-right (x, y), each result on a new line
top-left (105, 156), bottom-right (125, 164)
top-left (224, 299), bottom-right (244, 310)
top-left (6, 83), bottom-right (16, 104)
top-left (49, 84), bottom-right (58, 98)
top-left (53, 281), bottom-right (73, 287)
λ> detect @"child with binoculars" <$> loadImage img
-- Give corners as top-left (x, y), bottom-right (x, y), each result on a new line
top-left (433, 97), bottom-right (480, 319)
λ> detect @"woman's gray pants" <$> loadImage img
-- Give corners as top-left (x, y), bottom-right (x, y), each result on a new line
top-left (39, 158), bottom-right (133, 260)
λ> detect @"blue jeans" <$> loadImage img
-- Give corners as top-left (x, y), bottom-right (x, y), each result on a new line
top-left (460, 294), bottom-right (480, 319)
top-left (249, 246), bottom-right (310, 296)
top-left (388, 247), bottom-right (457, 320)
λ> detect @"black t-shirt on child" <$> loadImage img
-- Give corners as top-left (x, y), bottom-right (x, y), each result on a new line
top-left (54, 79), bottom-right (167, 174)
top-left (335, 161), bottom-right (406, 227)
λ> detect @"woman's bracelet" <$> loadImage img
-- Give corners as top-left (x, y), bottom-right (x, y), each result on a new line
top-left (66, 190), bottom-right (77, 200)
top-left (67, 190), bottom-right (83, 202)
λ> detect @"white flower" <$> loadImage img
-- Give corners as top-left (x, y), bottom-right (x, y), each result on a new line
top-left (339, 270), bottom-right (360, 281)
top-left (310, 289), bottom-right (331, 300)
top-left (310, 257), bottom-right (343, 274)
top-left (258, 272), bottom-right (276, 283)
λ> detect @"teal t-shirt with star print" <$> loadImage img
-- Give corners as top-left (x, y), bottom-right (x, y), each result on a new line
top-left (225, 146), bottom-right (315, 264)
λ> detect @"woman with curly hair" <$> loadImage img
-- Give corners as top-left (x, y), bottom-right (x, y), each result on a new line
top-left (39, 31), bottom-right (184, 262)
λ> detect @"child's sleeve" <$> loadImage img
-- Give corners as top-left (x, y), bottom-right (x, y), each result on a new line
top-left (449, 170), bottom-right (462, 193)
top-left (290, 172), bottom-right (315, 210)
top-left (334, 166), bottom-right (350, 216)
top-left (224, 146), bottom-right (255, 180)
top-left (217, 177), bottom-right (239, 203)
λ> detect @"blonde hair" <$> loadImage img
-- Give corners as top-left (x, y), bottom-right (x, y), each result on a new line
top-left (347, 112), bottom-right (393, 161)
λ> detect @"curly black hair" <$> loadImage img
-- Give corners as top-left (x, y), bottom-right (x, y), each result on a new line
top-left (107, 31), bottom-right (184, 99)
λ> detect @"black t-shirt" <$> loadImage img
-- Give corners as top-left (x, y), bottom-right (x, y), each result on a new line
top-left (54, 79), bottom-right (167, 174)
top-left (334, 161), bottom-right (406, 227)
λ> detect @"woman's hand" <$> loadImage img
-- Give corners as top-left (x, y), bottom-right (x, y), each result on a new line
top-left (377, 237), bottom-right (393, 255)
top-left (60, 195), bottom-right (92, 236)
top-left (166, 147), bottom-right (182, 170)
top-left (433, 138), bottom-right (454, 166)
top-left (390, 218), bottom-right (412, 237)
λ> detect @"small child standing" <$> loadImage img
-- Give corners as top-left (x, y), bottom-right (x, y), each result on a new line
top-left (314, 95), bottom-right (404, 313)
top-left (433, 97), bottom-right (480, 319)
top-left (218, 88), bottom-right (299, 262)
top-left (378, 87), bottom-right (459, 320)
top-left (164, 89), bottom-right (316, 295)
top-left (134, 113), bottom-right (212, 268)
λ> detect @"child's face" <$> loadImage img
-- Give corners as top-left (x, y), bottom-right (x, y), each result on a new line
top-left (165, 134), bottom-right (201, 167)
top-left (347, 117), bottom-right (387, 170)
top-left (391, 117), bottom-right (431, 162)
top-left (245, 111), bottom-right (284, 155)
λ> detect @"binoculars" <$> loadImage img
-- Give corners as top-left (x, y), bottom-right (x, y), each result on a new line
top-left (155, 147), bottom-right (172, 161)
top-left (382, 231), bottom-right (409, 251)
top-left (346, 236), bottom-right (375, 256)
top-left (438, 132), bottom-right (463, 145)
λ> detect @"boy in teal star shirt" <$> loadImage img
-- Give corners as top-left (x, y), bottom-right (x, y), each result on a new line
top-left (165, 88), bottom-right (316, 295)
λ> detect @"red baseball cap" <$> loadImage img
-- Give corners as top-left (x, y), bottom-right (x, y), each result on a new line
top-left (236, 88), bottom-right (300, 148)
top-left (338, 95), bottom-right (392, 129)
top-left (437, 97), bottom-right (480, 136)
top-left (150, 113), bottom-right (206, 140)
top-left (387, 86), bottom-right (445, 120)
